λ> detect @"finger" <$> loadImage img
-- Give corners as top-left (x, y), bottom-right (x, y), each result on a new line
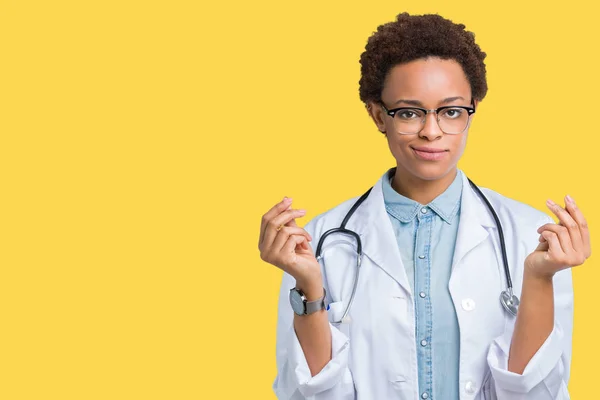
top-left (262, 209), bottom-right (309, 250)
top-left (541, 231), bottom-right (565, 261)
top-left (270, 226), bottom-right (313, 254)
top-left (280, 235), bottom-right (308, 275)
top-left (565, 195), bottom-right (591, 258)
top-left (546, 199), bottom-right (583, 253)
top-left (286, 216), bottom-right (298, 228)
top-left (557, 198), bottom-right (584, 254)
top-left (286, 216), bottom-right (310, 247)
top-left (281, 234), bottom-right (305, 254)
top-left (284, 203), bottom-right (301, 228)
top-left (259, 205), bottom-right (306, 247)
top-left (538, 223), bottom-right (573, 255)
top-left (259, 196), bottom-right (293, 247)
top-left (538, 223), bottom-right (583, 254)
top-left (270, 208), bottom-right (307, 231)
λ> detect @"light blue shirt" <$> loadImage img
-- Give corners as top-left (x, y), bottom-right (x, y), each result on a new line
top-left (381, 167), bottom-right (463, 400)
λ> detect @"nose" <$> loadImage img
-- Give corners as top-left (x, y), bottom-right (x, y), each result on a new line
top-left (418, 112), bottom-right (444, 140)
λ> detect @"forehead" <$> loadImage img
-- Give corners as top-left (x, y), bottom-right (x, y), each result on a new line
top-left (381, 57), bottom-right (471, 103)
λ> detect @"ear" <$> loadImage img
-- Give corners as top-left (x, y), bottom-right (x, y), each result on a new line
top-left (365, 101), bottom-right (387, 134)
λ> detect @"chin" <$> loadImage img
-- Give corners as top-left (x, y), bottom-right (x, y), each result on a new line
top-left (400, 161), bottom-right (456, 181)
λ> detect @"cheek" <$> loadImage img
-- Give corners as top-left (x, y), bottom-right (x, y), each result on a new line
top-left (449, 133), bottom-right (468, 155)
top-left (384, 118), bottom-right (396, 133)
top-left (459, 133), bottom-right (468, 152)
top-left (385, 134), bottom-right (412, 154)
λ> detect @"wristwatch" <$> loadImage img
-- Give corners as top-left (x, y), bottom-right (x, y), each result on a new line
top-left (289, 287), bottom-right (327, 316)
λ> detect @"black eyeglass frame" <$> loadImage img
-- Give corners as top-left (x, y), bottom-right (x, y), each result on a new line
top-left (379, 99), bottom-right (477, 135)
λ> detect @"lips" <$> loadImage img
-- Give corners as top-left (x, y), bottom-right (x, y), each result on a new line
top-left (410, 146), bottom-right (447, 153)
top-left (411, 146), bottom-right (449, 161)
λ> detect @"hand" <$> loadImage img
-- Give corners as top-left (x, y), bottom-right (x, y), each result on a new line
top-left (259, 197), bottom-right (322, 287)
top-left (525, 195), bottom-right (591, 279)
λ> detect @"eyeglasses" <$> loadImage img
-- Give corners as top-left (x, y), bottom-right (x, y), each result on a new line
top-left (380, 100), bottom-right (476, 135)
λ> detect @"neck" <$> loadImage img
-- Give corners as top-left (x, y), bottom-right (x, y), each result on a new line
top-left (391, 167), bottom-right (458, 205)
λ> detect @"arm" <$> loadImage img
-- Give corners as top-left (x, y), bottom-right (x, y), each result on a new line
top-left (292, 276), bottom-right (332, 377)
top-left (259, 197), bottom-right (355, 399)
top-left (487, 265), bottom-right (573, 399)
top-left (487, 195), bottom-right (590, 398)
top-left (507, 269), bottom-right (557, 375)
top-left (273, 271), bottom-right (355, 399)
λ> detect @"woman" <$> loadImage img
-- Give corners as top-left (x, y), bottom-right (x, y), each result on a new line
top-left (258, 12), bottom-right (590, 400)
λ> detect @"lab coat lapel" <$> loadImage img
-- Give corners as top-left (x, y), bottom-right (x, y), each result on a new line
top-left (349, 175), bottom-right (413, 295)
top-left (451, 173), bottom-right (496, 273)
top-left (346, 172), bottom-right (495, 297)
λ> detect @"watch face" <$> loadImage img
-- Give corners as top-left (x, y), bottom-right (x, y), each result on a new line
top-left (289, 289), bottom-right (306, 315)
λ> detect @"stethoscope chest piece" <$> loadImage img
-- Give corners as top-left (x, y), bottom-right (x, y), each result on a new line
top-left (500, 290), bottom-right (519, 317)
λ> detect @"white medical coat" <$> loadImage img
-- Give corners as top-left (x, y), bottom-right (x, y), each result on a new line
top-left (273, 171), bottom-right (573, 399)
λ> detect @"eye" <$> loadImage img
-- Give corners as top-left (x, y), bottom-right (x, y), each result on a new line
top-left (440, 108), bottom-right (464, 119)
top-left (396, 109), bottom-right (423, 120)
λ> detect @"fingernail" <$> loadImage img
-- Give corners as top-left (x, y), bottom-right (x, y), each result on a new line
top-left (298, 209), bottom-right (306, 215)
top-left (283, 197), bottom-right (292, 203)
top-left (546, 199), bottom-right (556, 208)
top-left (566, 194), bottom-right (575, 204)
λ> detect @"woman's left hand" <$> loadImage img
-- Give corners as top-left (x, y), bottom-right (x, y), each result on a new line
top-left (525, 195), bottom-right (592, 279)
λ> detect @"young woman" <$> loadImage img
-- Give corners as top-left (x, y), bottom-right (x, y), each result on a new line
top-left (258, 12), bottom-right (590, 400)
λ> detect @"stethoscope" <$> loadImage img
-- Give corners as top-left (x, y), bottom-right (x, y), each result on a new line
top-left (315, 177), bottom-right (520, 324)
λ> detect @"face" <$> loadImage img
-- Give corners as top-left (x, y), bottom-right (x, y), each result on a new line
top-left (368, 57), bottom-right (479, 182)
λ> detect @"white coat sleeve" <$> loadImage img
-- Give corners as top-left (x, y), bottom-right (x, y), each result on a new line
top-left (486, 215), bottom-right (574, 399)
top-left (272, 219), bottom-right (356, 400)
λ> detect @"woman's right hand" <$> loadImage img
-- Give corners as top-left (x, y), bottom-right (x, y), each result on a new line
top-left (259, 196), bottom-right (322, 292)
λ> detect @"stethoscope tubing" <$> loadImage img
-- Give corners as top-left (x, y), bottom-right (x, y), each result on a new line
top-left (315, 177), bottom-right (518, 322)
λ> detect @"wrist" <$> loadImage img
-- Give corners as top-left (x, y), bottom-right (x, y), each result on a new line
top-left (524, 261), bottom-right (555, 283)
top-left (295, 276), bottom-right (324, 301)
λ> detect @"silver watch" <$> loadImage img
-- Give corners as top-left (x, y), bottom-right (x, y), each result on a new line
top-left (289, 287), bottom-right (327, 316)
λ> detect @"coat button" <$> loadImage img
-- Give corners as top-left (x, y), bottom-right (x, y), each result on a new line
top-left (465, 381), bottom-right (476, 394)
top-left (421, 392), bottom-right (429, 399)
top-left (461, 298), bottom-right (476, 311)
top-left (420, 207), bottom-right (428, 214)
top-left (420, 339), bottom-right (428, 347)
top-left (419, 292), bottom-right (426, 298)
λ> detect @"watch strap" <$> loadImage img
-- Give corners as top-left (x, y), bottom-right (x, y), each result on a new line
top-left (305, 288), bottom-right (327, 314)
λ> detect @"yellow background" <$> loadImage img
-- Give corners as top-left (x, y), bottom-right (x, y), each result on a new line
top-left (0, 1), bottom-right (597, 398)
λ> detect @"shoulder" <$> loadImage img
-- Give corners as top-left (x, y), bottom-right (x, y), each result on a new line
top-left (476, 185), bottom-right (553, 227)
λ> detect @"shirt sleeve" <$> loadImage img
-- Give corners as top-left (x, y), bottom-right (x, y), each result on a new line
top-left (486, 215), bottom-right (574, 399)
top-left (272, 220), bottom-right (356, 400)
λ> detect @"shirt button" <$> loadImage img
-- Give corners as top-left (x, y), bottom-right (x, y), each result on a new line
top-left (420, 339), bottom-right (428, 347)
top-left (465, 381), bottom-right (476, 394)
top-left (462, 298), bottom-right (476, 311)
top-left (419, 291), bottom-right (426, 298)
top-left (418, 255), bottom-right (426, 259)
top-left (421, 392), bottom-right (429, 399)
top-left (420, 207), bottom-right (428, 214)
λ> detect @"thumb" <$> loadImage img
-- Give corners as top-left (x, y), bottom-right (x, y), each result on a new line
top-left (535, 240), bottom-right (549, 252)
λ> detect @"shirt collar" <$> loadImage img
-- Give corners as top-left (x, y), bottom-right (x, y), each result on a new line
top-left (381, 167), bottom-right (463, 224)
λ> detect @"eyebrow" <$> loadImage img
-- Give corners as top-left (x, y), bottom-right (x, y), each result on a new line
top-left (392, 96), bottom-right (465, 107)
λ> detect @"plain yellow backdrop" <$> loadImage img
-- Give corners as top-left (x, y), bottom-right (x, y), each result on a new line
top-left (0, 1), bottom-right (598, 398)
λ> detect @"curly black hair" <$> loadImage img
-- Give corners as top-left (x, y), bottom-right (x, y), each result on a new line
top-left (359, 12), bottom-right (488, 105)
